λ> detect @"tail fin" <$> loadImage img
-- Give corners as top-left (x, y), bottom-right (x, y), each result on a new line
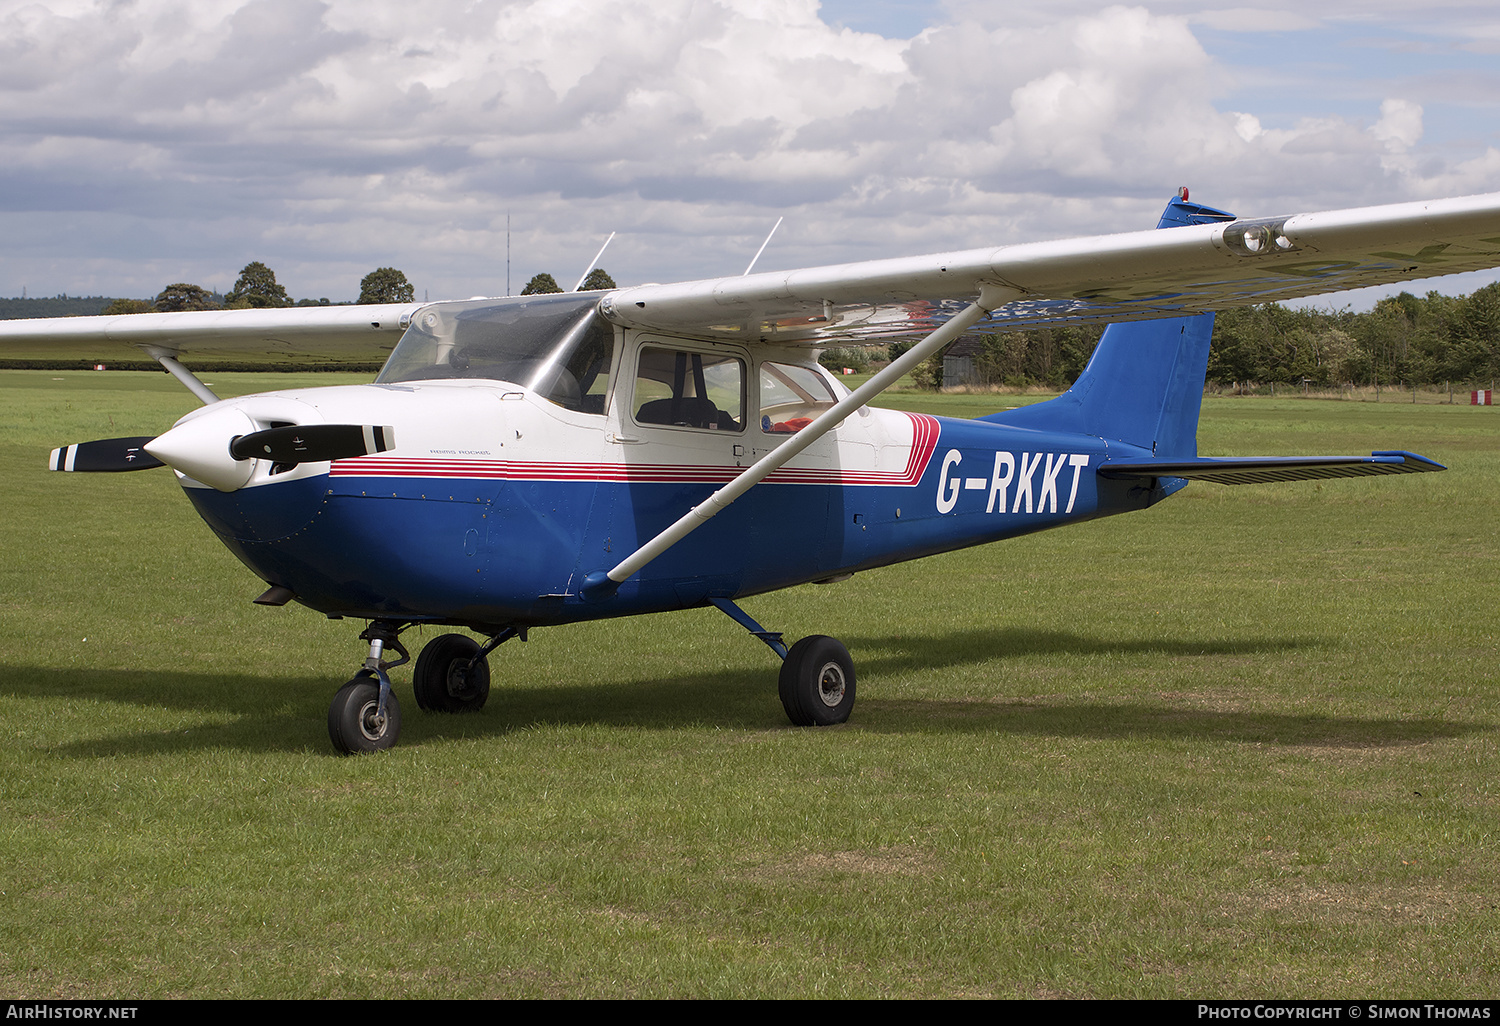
top-left (980, 192), bottom-right (1235, 459)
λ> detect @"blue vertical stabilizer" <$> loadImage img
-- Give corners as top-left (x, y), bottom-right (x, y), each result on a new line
top-left (979, 193), bottom-right (1235, 459)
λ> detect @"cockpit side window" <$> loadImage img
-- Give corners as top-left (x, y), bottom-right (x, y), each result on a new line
top-left (632, 346), bottom-right (745, 432)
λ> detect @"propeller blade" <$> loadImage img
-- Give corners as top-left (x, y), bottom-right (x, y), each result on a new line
top-left (229, 424), bottom-right (396, 464)
top-left (48, 437), bottom-right (165, 473)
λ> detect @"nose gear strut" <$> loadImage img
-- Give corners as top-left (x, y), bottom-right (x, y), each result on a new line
top-left (328, 620), bottom-right (411, 755)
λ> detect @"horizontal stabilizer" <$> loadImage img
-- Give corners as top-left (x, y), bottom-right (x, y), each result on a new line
top-left (48, 437), bottom-right (165, 472)
top-left (1098, 450), bottom-right (1445, 485)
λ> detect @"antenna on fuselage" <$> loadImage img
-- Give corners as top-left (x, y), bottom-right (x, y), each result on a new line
top-left (572, 232), bottom-right (616, 291)
top-left (743, 217), bottom-right (783, 276)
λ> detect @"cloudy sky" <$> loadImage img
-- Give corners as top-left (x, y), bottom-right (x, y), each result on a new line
top-left (3, 0), bottom-right (1498, 306)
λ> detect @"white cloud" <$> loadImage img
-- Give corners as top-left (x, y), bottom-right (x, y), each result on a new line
top-left (1233, 112), bottom-right (1263, 142)
top-left (1373, 98), bottom-right (1423, 151)
top-left (1187, 7), bottom-right (1320, 32)
top-left (0, 0), bottom-right (1495, 302)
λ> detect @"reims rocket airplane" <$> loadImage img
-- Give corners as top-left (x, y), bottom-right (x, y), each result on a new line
top-left (8, 189), bottom-right (1500, 753)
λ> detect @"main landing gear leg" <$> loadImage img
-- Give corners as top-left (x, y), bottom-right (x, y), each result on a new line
top-left (709, 597), bottom-right (855, 727)
top-left (328, 620), bottom-right (410, 755)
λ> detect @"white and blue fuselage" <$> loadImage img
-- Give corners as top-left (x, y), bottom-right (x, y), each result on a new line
top-left (175, 359), bottom-right (1159, 631)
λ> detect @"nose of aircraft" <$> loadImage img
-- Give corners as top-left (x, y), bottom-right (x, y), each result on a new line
top-left (144, 403), bottom-right (400, 492)
top-left (144, 405), bottom-right (260, 491)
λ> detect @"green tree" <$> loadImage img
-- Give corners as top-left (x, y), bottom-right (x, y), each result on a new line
top-left (225, 261), bottom-right (290, 309)
top-left (1207, 305), bottom-right (1273, 386)
top-left (817, 347), bottom-right (870, 373)
top-left (1419, 290), bottom-right (1464, 382)
top-left (1453, 282), bottom-right (1500, 383)
top-left (357, 267), bottom-right (415, 304)
top-left (102, 298), bottom-right (152, 315)
top-left (972, 332), bottom-right (1031, 387)
top-left (153, 283), bottom-right (220, 312)
top-left (578, 268), bottom-right (617, 291)
top-left (520, 273), bottom-right (563, 295)
top-left (908, 346), bottom-right (945, 390)
top-left (1052, 324), bottom-right (1104, 385)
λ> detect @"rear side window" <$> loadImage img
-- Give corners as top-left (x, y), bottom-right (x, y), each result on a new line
top-left (759, 361), bottom-right (837, 433)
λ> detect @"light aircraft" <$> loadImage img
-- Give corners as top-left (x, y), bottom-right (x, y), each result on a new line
top-left (9, 188), bottom-right (1500, 753)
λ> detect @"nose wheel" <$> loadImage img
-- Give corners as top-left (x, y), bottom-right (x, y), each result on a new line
top-left (328, 673), bottom-right (403, 753)
top-left (328, 621), bottom-right (410, 755)
top-left (327, 623), bottom-right (522, 753)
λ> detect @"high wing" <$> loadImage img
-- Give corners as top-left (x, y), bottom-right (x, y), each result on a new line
top-left (0, 302), bottom-right (419, 364)
top-left (3, 192), bottom-right (1499, 361)
top-left (602, 192), bottom-right (1500, 344)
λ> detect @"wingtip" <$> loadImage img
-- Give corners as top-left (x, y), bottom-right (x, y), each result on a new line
top-left (1372, 450), bottom-right (1447, 472)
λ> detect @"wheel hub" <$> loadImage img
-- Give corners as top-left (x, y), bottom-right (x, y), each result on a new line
top-left (816, 662), bottom-right (846, 708)
top-left (446, 661), bottom-right (480, 701)
top-left (358, 699), bottom-right (387, 740)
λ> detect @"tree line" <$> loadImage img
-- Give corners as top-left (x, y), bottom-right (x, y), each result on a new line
top-left (1, 264), bottom-right (616, 321)
top-left (99, 263), bottom-right (417, 314)
top-left (860, 285), bottom-right (1500, 391)
top-left (147, 263), bottom-right (620, 309)
top-left (518, 269), bottom-right (616, 294)
top-left (25, 261), bottom-right (1495, 392)
top-left (107, 263), bottom-right (617, 313)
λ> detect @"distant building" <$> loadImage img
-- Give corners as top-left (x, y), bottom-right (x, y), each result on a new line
top-left (942, 334), bottom-right (988, 388)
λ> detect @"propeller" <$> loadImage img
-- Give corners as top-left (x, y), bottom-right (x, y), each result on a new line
top-left (228, 424), bottom-right (396, 464)
top-left (49, 437), bottom-right (165, 473)
top-left (48, 420), bottom-right (396, 491)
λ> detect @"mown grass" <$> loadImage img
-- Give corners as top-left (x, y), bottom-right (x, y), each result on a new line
top-left (1, 370), bottom-right (1496, 997)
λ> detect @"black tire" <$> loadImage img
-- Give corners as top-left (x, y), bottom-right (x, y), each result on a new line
top-left (412, 633), bottom-right (491, 713)
top-left (328, 675), bottom-right (402, 754)
top-left (778, 635), bottom-right (855, 726)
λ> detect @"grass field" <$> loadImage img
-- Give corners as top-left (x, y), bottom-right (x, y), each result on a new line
top-left (1, 369), bottom-right (1497, 998)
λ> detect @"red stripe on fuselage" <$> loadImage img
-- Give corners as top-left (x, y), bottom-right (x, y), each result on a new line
top-left (329, 412), bottom-right (941, 487)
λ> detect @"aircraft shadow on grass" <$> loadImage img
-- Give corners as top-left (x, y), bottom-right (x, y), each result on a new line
top-left (3, 625), bottom-right (1483, 757)
top-left (835, 626), bottom-right (1318, 674)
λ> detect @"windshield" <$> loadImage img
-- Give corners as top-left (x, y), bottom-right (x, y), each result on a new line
top-left (376, 294), bottom-right (616, 413)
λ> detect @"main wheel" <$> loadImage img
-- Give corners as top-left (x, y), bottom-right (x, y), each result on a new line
top-left (328, 675), bottom-right (402, 754)
top-left (412, 633), bottom-right (491, 713)
top-left (778, 635), bottom-right (855, 726)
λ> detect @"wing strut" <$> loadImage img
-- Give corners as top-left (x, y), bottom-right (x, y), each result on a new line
top-left (580, 285), bottom-right (1020, 599)
top-left (145, 346), bottom-right (219, 405)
